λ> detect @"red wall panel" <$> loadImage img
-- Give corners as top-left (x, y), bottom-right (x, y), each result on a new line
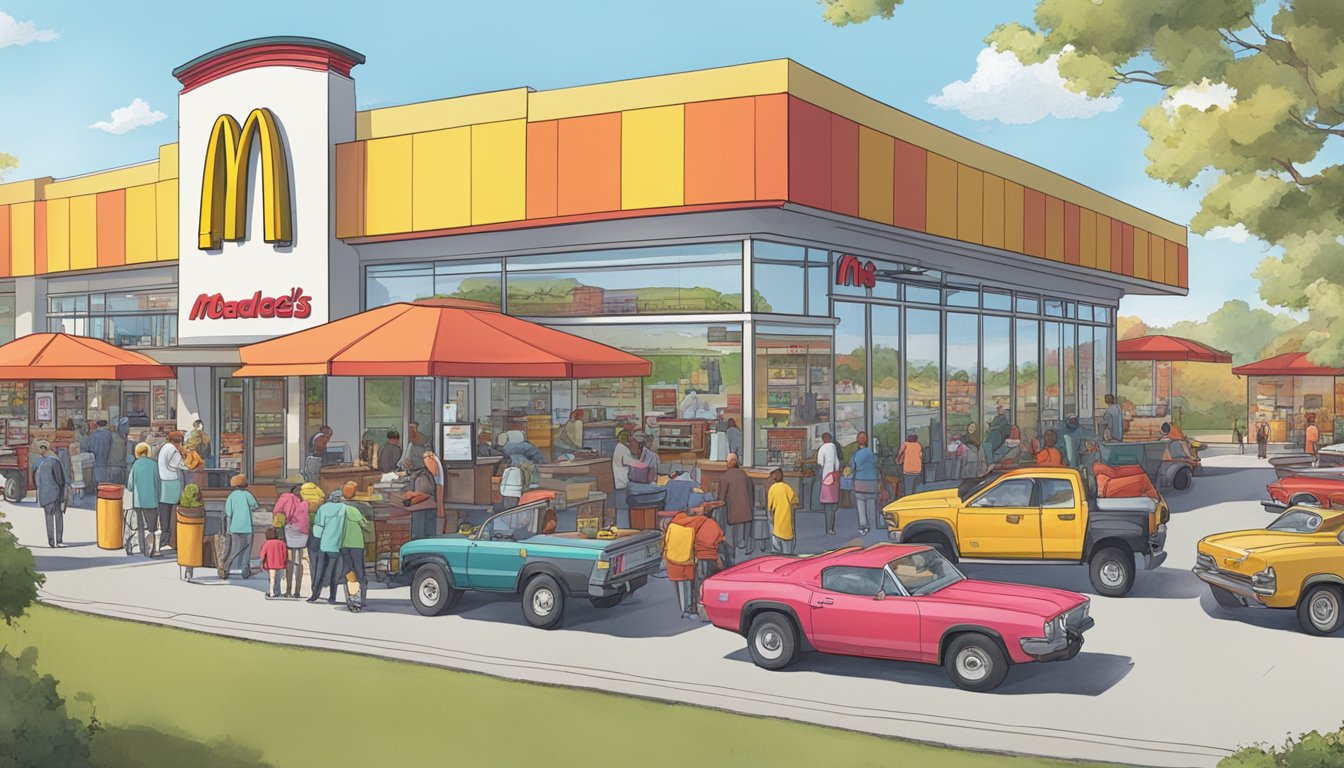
top-left (892, 139), bottom-right (926, 232)
top-left (1177, 244), bottom-right (1188, 288)
top-left (557, 113), bottom-right (622, 216)
top-left (754, 94), bottom-right (789, 200)
top-left (787, 96), bottom-right (831, 210)
top-left (1063, 202), bottom-right (1080, 265)
top-left (1023, 188), bottom-right (1046, 257)
top-left (829, 113), bottom-right (858, 217)
top-left (1120, 223), bottom-right (1135, 276)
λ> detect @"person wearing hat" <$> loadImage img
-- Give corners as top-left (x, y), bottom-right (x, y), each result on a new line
top-left (308, 489), bottom-right (349, 603)
top-left (126, 442), bottom-right (161, 557)
top-left (33, 440), bottom-right (66, 548)
top-left (767, 468), bottom-right (799, 555)
top-left (222, 474), bottom-right (259, 579)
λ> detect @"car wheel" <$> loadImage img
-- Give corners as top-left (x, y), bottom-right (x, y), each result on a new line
top-left (1172, 467), bottom-right (1192, 491)
top-left (908, 533), bottom-right (958, 564)
top-left (590, 593), bottom-right (624, 609)
top-left (1088, 546), bottom-right (1135, 597)
top-left (1209, 585), bottom-right (1243, 609)
top-left (3, 472), bottom-right (24, 503)
top-left (746, 613), bottom-right (799, 670)
top-left (1289, 493), bottom-right (1321, 508)
top-left (522, 574), bottom-right (566, 630)
top-left (411, 564), bottom-right (462, 617)
top-left (944, 634), bottom-right (1010, 692)
top-left (1297, 584), bottom-right (1344, 635)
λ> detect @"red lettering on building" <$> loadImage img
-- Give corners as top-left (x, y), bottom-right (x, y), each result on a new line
top-left (835, 254), bottom-right (876, 288)
top-left (189, 287), bottom-right (313, 321)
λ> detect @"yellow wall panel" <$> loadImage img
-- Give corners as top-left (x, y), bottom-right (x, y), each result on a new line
top-left (1079, 208), bottom-right (1097, 269)
top-left (471, 119), bottom-right (526, 225)
top-left (158, 144), bottom-right (179, 180)
top-left (46, 197), bottom-right (70, 272)
top-left (956, 164), bottom-right (983, 245)
top-left (1149, 232), bottom-right (1166, 284)
top-left (1096, 214), bottom-right (1112, 271)
top-left (124, 184), bottom-right (157, 264)
top-left (364, 135), bottom-right (414, 236)
top-left (1165, 238), bottom-right (1178, 286)
top-left (70, 195), bottom-right (98, 271)
top-left (156, 180), bottom-right (177, 261)
top-left (1003, 180), bottom-right (1024, 253)
top-left (982, 174), bottom-right (1005, 249)
top-left (412, 127), bottom-right (471, 231)
top-left (925, 153), bottom-right (957, 238)
top-left (857, 126), bottom-right (894, 225)
top-left (1134, 227), bottom-right (1150, 280)
top-left (9, 202), bottom-right (34, 276)
top-left (621, 105), bottom-right (684, 210)
top-left (44, 163), bottom-right (158, 200)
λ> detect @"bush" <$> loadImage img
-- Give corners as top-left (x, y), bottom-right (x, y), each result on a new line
top-left (0, 514), bottom-right (43, 624)
top-left (0, 647), bottom-right (93, 768)
top-left (1220, 724), bottom-right (1344, 767)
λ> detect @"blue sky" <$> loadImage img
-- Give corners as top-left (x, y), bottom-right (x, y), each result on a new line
top-left (0, 0), bottom-right (1274, 326)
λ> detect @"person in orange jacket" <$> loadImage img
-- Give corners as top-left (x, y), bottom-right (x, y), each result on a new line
top-left (1035, 429), bottom-right (1065, 467)
top-left (663, 506), bottom-right (723, 620)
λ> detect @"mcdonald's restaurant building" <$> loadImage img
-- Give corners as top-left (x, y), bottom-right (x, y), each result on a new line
top-left (0, 37), bottom-right (1188, 485)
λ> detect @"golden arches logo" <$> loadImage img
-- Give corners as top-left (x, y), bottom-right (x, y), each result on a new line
top-left (197, 107), bottom-right (292, 251)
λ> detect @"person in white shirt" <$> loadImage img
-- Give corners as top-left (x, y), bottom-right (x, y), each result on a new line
top-left (156, 431), bottom-right (186, 550)
top-left (611, 429), bottom-right (634, 526)
top-left (679, 390), bottom-right (701, 419)
top-left (816, 433), bottom-right (841, 535)
top-left (498, 458), bottom-right (524, 511)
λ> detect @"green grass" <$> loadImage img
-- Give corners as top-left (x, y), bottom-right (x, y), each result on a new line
top-left (1, 606), bottom-right (1126, 768)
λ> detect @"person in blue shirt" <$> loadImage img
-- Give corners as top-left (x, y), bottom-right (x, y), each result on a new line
top-left (848, 432), bottom-right (880, 537)
top-left (222, 474), bottom-right (259, 579)
top-left (307, 490), bottom-right (349, 604)
top-left (82, 420), bottom-right (114, 484)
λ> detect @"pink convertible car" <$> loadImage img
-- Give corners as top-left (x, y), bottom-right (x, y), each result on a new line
top-left (700, 543), bottom-right (1093, 691)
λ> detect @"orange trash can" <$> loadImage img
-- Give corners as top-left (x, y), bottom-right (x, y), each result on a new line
top-left (176, 507), bottom-right (205, 568)
top-left (95, 483), bottom-right (124, 550)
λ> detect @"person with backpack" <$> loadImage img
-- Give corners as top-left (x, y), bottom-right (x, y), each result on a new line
top-left (662, 509), bottom-right (704, 620)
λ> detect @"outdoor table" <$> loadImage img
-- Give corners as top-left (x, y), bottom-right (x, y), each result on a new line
top-left (318, 464), bottom-right (383, 496)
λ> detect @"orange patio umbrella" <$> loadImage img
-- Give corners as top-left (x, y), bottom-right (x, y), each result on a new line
top-left (234, 300), bottom-right (652, 378)
top-left (0, 333), bottom-right (175, 379)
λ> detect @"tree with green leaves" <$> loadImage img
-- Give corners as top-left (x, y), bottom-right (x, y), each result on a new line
top-left (0, 514), bottom-right (42, 625)
top-left (0, 152), bottom-right (16, 181)
top-left (822, 1), bottom-right (1344, 363)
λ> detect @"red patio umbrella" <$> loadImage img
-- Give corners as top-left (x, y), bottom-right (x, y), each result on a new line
top-left (0, 333), bottom-right (175, 379)
top-left (1116, 335), bottom-right (1232, 364)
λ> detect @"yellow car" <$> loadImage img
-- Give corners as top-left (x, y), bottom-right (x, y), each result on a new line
top-left (1194, 506), bottom-right (1344, 635)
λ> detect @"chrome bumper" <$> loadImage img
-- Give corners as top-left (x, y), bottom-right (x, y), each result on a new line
top-left (1193, 565), bottom-right (1262, 602)
top-left (1262, 500), bottom-right (1288, 514)
top-left (1143, 527), bottom-right (1168, 570)
top-left (1019, 618), bottom-right (1093, 660)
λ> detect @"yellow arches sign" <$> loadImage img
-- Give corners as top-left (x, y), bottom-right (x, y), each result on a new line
top-left (197, 107), bottom-right (292, 251)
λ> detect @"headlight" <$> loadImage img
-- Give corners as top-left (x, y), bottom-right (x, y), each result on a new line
top-left (884, 511), bottom-right (898, 527)
top-left (1043, 618), bottom-right (1057, 640)
top-left (1251, 566), bottom-right (1276, 595)
top-left (1195, 553), bottom-right (1216, 571)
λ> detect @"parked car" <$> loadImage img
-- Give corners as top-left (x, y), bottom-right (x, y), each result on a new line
top-left (1193, 506), bottom-right (1344, 635)
top-left (882, 467), bottom-right (1169, 597)
top-left (1098, 439), bottom-right (1201, 490)
top-left (1264, 474), bottom-right (1344, 513)
top-left (1270, 444), bottom-right (1344, 478)
top-left (390, 500), bottom-right (661, 629)
top-left (700, 543), bottom-right (1093, 691)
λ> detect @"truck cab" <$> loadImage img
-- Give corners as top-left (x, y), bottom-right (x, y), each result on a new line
top-left (882, 468), bottom-right (1169, 597)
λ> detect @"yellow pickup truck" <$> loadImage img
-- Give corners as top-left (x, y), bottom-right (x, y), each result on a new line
top-left (882, 467), bottom-right (1169, 597)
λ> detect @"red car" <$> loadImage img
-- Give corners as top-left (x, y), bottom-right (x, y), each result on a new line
top-left (700, 543), bottom-right (1093, 691)
top-left (1265, 473), bottom-right (1344, 513)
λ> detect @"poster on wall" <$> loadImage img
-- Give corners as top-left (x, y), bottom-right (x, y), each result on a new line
top-left (441, 423), bottom-right (475, 464)
top-left (35, 392), bottom-right (53, 423)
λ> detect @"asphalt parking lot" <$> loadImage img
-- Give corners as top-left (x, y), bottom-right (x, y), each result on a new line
top-left (10, 448), bottom-right (1337, 767)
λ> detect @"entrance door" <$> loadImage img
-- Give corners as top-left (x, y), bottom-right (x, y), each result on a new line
top-left (251, 378), bottom-right (286, 484)
top-left (959, 477), bottom-right (1043, 558)
top-left (217, 378), bottom-right (245, 473)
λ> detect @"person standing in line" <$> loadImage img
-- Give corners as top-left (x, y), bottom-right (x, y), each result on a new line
top-left (986, 406), bottom-right (1010, 456)
top-left (222, 474), bottom-right (258, 580)
top-left (894, 434), bottom-right (923, 502)
top-left (1103, 394), bottom-right (1125, 443)
top-left (258, 528), bottom-right (289, 599)
top-left (767, 468), bottom-right (799, 555)
top-left (185, 419), bottom-right (212, 468)
top-left (1232, 419), bottom-right (1245, 455)
top-left (298, 482), bottom-right (326, 589)
top-left (275, 487), bottom-right (310, 598)
top-left (126, 442), bottom-right (160, 557)
top-left (339, 482), bottom-right (373, 611)
top-left (662, 511), bottom-right (700, 620)
top-left (723, 418), bottom-right (743, 459)
top-left (554, 410), bottom-right (585, 458)
top-left (816, 432), bottom-right (841, 535)
top-left (718, 453), bottom-right (753, 552)
top-left (82, 420), bottom-right (114, 485)
top-left (691, 505), bottom-right (724, 620)
top-left (850, 432), bottom-right (879, 535)
top-left (107, 421), bottom-right (128, 485)
top-left (611, 429), bottom-right (635, 527)
top-left (157, 431), bottom-right (186, 550)
top-left (403, 422), bottom-right (430, 472)
top-left (307, 490), bottom-right (347, 604)
top-left (1305, 413), bottom-right (1321, 460)
top-left (1256, 418), bottom-right (1270, 460)
top-left (33, 441), bottom-right (66, 548)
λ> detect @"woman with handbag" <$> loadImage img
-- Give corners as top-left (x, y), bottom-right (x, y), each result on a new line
top-left (849, 432), bottom-right (879, 536)
top-left (816, 432), bottom-right (841, 535)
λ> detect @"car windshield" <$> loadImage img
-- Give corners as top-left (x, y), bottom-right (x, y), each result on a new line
top-left (1268, 510), bottom-right (1324, 533)
top-left (479, 506), bottom-right (540, 541)
top-left (888, 550), bottom-right (965, 596)
top-left (957, 473), bottom-right (1000, 501)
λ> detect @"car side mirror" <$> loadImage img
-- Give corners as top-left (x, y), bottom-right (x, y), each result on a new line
top-left (874, 590), bottom-right (886, 601)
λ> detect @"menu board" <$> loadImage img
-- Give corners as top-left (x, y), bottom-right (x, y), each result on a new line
top-left (766, 428), bottom-right (806, 468)
top-left (34, 392), bottom-right (54, 423)
top-left (650, 388), bottom-right (677, 409)
top-left (441, 423), bottom-right (475, 464)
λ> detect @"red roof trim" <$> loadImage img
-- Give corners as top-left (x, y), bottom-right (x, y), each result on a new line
top-left (175, 43), bottom-right (363, 94)
top-left (1233, 352), bottom-right (1344, 377)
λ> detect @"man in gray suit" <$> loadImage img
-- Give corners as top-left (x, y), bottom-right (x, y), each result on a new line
top-left (33, 440), bottom-right (67, 548)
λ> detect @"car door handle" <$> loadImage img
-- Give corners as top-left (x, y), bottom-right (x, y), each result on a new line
top-left (811, 597), bottom-right (833, 607)
top-left (1057, 513), bottom-right (1076, 521)
top-left (1005, 515), bottom-right (1021, 524)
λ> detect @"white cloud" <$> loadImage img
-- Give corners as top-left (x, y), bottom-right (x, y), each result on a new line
top-left (1204, 223), bottom-right (1253, 244)
top-left (88, 98), bottom-right (167, 135)
top-left (0, 11), bottom-right (57, 47)
top-left (1163, 79), bottom-right (1237, 114)
top-left (929, 45), bottom-right (1122, 125)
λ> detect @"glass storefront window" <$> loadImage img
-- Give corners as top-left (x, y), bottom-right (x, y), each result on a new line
top-left (1095, 325), bottom-right (1111, 410)
top-left (0, 381), bottom-right (27, 419)
top-left (905, 285), bottom-right (940, 304)
top-left (754, 263), bottom-right (805, 314)
top-left (946, 287), bottom-right (978, 308)
top-left (1045, 299), bottom-right (1065, 317)
top-left (366, 261), bottom-right (501, 309)
top-left (870, 305), bottom-right (900, 465)
top-left (807, 249), bottom-right (829, 317)
top-left (1016, 294), bottom-right (1040, 314)
top-left (217, 377), bottom-right (245, 472)
top-left (834, 303), bottom-right (867, 446)
top-left (1095, 307), bottom-right (1112, 324)
top-left (0, 294), bottom-right (14, 344)
top-left (252, 378), bottom-right (286, 483)
top-left (905, 308), bottom-right (942, 460)
top-left (754, 325), bottom-right (833, 467)
top-left (945, 313), bottom-right (979, 458)
top-left (1016, 319), bottom-right (1040, 447)
top-left (47, 289), bottom-right (177, 348)
top-left (1078, 304), bottom-right (1094, 322)
top-left (1043, 321), bottom-right (1063, 424)
top-left (983, 290), bottom-right (1011, 312)
top-left (1078, 325), bottom-right (1095, 424)
top-left (983, 315), bottom-right (1012, 450)
top-left (1063, 323), bottom-right (1077, 418)
top-left (363, 378), bottom-right (404, 465)
top-left (304, 376), bottom-right (326, 449)
top-left (754, 241), bottom-right (805, 262)
top-left (413, 377), bottom-right (435, 449)
top-left (506, 243), bottom-right (742, 316)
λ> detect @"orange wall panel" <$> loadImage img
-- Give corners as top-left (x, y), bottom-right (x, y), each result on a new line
top-left (1120, 223), bottom-right (1135, 276)
top-left (1023, 188), bottom-right (1045, 257)
top-left (1044, 195), bottom-right (1064, 262)
top-left (982, 173), bottom-right (1005, 249)
top-left (34, 201), bottom-right (46, 274)
top-left (829, 114), bottom-right (858, 217)
top-left (1003, 180), bottom-right (1024, 252)
top-left (0, 206), bottom-right (9, 278)
top-left (892, 139), bottom-right (926, 232)
top-left (925, 153), bottom-right (957, 238)
top-left (1177, 244), bottom-right (1188, 287)
top-left (857, 126), bottom-right (894, 225)
top-left (685, 98), bottom-right (756, 205)
top-left (1063, 202), bottom-right (1080, 265)
top-left (96, 189), bottom-right (126, 268)
top-left (788, 96), bottom-right (831, 210)
top-left (334, 142), bottom-right (366, 239)
top-left (1103, 215), bottom-right (1117, 272)
top-left (754, 94), bottom-right (788, 200)
top-left (526, 120), bottom-right (559, 219)
top-left (956, 164), bottom-right (983, 245)
top-left (1079, 208), bottom-right (1097, 269)
top-left (557, 113), bottom-right (622, 216)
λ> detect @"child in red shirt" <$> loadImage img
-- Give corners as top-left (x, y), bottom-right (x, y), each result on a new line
top-left (258, 527), bottom-right (289, 599)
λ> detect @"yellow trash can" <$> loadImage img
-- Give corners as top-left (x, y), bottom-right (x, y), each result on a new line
top-left (176, 507), bottom-right (205, 568)
top-left (95, 483), bottom-right (124, 550)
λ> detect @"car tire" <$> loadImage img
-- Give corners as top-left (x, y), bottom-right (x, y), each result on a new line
top-left (1209, 585), bottom-right (1242, 609)
top-left (944, 633), bottom-right (1010, 692)
top-left (522, 574), bottom-right (566, 630)
top-left (411, 564), bottom-right (462, 617)
top-left (1289, 493), bottom-right (1321, 508)
top-left (1297, 584), bottom-right (1344, 635)
top-left (1172, 467), bottom-right (1192, 491)
top-left (590, 593), bottom-right (624, 609)
top-left (1088, 546), bottom-right (1135, 597)
top-left (908, 532), bottom-right (959, 564)
top-left (3, 472), bottom-right (24, 503)
top-left (746, 612), bottom-right (800, 671)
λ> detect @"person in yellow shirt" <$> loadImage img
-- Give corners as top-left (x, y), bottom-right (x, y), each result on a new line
top-left (767, 468), bottom-right (799, 555)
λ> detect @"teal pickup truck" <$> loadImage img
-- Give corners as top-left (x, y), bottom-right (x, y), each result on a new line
top-left (392, 500), bottom-right (662, 629)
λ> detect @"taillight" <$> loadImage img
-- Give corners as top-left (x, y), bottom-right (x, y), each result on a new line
top-left (611, 554), bottom-right (626, 574)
